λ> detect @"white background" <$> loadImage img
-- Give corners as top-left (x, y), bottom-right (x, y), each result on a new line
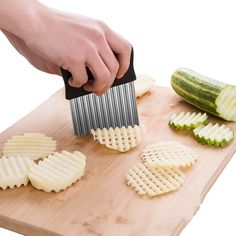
top-left (0, 0), bottom-right (236, 235)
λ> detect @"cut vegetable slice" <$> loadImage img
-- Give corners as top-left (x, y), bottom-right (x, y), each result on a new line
top-left (91, 125), bottom-right (143, 152)
top-left (193, 123), bottom-right (234, 147)
top-left (0, 156), bottom-right (34, 190)
top-left (141, 141), bottom-right (197, 168)
top-left (171, 68), bottom-right (236, 121)
top-left (28, 151), bottom-right (86, 192)
top-left (169, 112), bottom-right (208, 130)
top-left (3, 133), bottom-right (57, 160)
top-left (135, 74), bottom-right (156, 98)
top-left (126, 162), bottom-right (185, 196)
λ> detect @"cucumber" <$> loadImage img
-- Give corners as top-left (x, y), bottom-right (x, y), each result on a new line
top-left (171, 68), bottom-right (236, 121)
top-left (169, 112), bottom-right (208, 130)
top-left (193, 123), bottom-right (234, 147)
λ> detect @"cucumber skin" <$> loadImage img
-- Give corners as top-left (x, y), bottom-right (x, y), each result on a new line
top-left (171, 68), bottom-right (226, 120)
top-left (193, 133), bottom-right (234, 148)
top-left (169, 120), bottom-right (206, 130)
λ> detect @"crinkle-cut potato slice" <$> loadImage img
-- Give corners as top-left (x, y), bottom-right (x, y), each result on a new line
top-left (135, 74), bottom-right (156, 98)
top-left (141, 141), bottom-right (197, 168)
top-left (0, 156), bottom-right (34, 190)
top-left (126, 162), bottom-right (185, 196)
top-left (28, 151), bottom-right (86, 192)
top-left (3, 133), bottom-right (57, 160)
top-left (91, 125), bottom-right (143, 152)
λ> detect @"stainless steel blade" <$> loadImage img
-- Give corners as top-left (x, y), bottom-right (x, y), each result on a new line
top-left (69, 82), bottom-right (139, 136)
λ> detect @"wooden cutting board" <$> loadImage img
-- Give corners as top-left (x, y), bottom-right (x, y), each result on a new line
top-left (0, 86), bottom-right (235, 236)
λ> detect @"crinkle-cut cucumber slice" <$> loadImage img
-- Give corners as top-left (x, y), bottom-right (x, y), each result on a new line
top-left (169, 111), bottom-right (208, 130)
top-left (193, 123), bottom-right (234, 147)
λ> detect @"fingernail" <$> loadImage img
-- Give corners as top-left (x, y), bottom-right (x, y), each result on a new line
top-left (117, 74), bottom-right (124, 79)
top-left (68, 78), bottom-right (73, 87)
top-left (95, 92), bottom-right (104, 96)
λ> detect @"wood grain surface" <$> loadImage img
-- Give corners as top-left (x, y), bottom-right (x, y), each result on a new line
top-left (0, 86), bottom-right (235, 236)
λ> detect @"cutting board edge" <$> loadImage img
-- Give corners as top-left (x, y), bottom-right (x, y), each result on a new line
top-left (173, 147), bottom-right (236, 236)
top-left (0, 214), bottom-right (63, 236)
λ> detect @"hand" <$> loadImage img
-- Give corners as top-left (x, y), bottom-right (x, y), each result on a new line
top-left (0, 1), bottom-right (132, 96)
top-left (24, 8), bottom-right (132, 96)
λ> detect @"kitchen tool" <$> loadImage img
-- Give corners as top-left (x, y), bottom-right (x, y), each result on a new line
top-left (61, 48), bottom-right (139, 136)
top-left (0, 86), bottom-right (235, 236)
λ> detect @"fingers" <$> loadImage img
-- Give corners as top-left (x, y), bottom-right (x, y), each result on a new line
top-left (116, 49), bottom-right (131, 79)
top-left (105, 29), bottom-right (132, 79)
top-left (83, 52), bottom-right (110, 94)
top-left (67, 48), bottom-right (118, 95)
top-left (98, 41), bottom-right (119, 91)
top-left (67, 47), bottom-right (118, 95)
top-left (95, 83), bottom-right (110, 96)
top-left (60, 21), bottom-right (131, 95)
top-left (68, 64), bottom-right (88, 88)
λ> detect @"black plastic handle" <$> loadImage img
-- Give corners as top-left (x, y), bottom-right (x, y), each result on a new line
top-left (61, 47), bottom-right (136, 100)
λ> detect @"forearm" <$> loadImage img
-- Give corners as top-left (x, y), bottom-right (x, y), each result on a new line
top-left (0, 0), bottom-right (48, 41)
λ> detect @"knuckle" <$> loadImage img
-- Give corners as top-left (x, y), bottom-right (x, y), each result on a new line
top-left (95, 20), bottom-right (107, 29)
top-left (69, 79), bottom-right (82, 88)
top-left (75, 72), bottom-right (88, 85)
top-left (80, 75), bottom-right (88, 84)
top-left (90, 28), bottom-right (105, 42)
top-left (121, 40), bottom-right (132, 53)
top-left (67, 53), bottom-right (84, 65)
top-left (84, 44), bottom-right (96, 57)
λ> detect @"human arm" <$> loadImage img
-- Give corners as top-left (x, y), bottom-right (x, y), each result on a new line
top-left (0, 0), bottom-right (131, 95)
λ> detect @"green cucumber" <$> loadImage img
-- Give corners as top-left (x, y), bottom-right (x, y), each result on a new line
top-left (171, 68), bottom-right (236, 121)
top-left (169, 112), bottom-right (208, 130)
top-left (193, 123), bottom-right (234, 147)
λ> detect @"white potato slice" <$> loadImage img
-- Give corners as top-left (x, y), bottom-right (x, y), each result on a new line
top-left (3, 133), bottom-right (57, 160)
top-left (28, 151), bottom-right (86, 192)
top-left (0, 156), bottom-right (34, 190)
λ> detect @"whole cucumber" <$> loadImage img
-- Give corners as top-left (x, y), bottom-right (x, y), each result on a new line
top-left (171, 68), bottom-right (236, 121)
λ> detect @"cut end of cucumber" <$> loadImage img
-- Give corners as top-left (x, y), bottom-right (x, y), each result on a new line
top-left (216, 85), bottom-right (236, 121)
